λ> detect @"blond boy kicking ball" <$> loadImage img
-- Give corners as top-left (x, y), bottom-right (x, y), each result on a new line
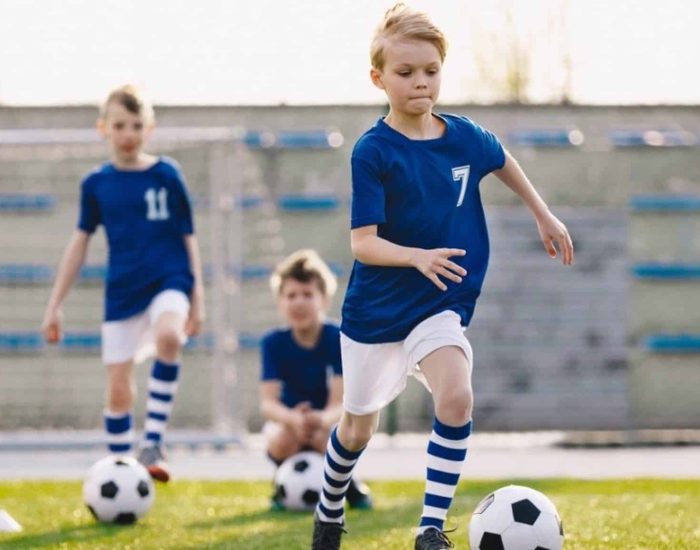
top-left (42, 85), bottom-right (205, 483)
top-left (311, 5), bottom-right (573, 549)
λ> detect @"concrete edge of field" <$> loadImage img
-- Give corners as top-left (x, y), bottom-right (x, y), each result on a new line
top-left (1, 430), bottom-right (699, 480)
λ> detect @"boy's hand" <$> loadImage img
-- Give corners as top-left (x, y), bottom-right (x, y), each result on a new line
top-left (185, 288), bottom-right (206, 337)
top-left (290, 401), bottom-right (313, 442)
top-left (536, 211), bottom-right (574, 265)
top-left (42, 307), bottom-right (63, 344)
top-left (410, 248), bottom-right (467, 291)
top-left (303, 410), bottom-right (323, 431)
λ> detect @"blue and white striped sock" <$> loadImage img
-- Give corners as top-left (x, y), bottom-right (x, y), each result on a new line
top-left (316, 426), bottom-right (364, 524)
top-left (418, 418), bottom-right (472, 534)
top-left (104, 410), bottom-right (133, 454)
top-left (144, 359), bottom-right (180, 445)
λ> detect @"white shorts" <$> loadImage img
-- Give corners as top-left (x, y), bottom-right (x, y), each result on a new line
top-left (341, 310), bottom-right (473, 415)
top-left (101, 289), bottom-right (190, 365)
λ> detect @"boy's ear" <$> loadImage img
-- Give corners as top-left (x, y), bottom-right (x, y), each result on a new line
top-left (96, 117), bottom-right (107, 137)
top-left (144, 119), bottom-right (156, 138)
top-left (370, 68), bottom-right (385, 90)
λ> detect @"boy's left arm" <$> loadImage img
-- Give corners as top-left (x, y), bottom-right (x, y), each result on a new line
top-left (184, 234), bottom-right (206, 336)
top-left (493, 152), bottom-right (574, 265)
top-left (320, 375), bottom-right (343, 429)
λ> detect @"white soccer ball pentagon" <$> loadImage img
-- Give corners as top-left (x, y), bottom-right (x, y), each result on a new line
top-left (469, 485), bottom-right (564, 550)
top-left (83, 455), bottom-right (155, 524)
top-left (273, 451), bottom-right (325, 512)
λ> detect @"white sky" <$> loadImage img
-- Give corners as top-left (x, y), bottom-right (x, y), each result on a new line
top-left (0, 0), bottom-right (697, 106)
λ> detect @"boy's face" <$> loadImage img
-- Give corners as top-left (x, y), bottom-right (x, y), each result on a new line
top-left (371, 38), bottom-right (443, 117)
top-left (98, 102), bottom-right (153, 163)
top-left (277, 278), bottom-right (328, 332)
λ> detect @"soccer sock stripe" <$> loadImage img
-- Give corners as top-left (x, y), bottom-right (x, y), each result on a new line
top-left (144, 359), bottom-right (180, 445)
top-left (418, 418), bottom-right (472, 534)
top-left (104, 409), bottom-right (133, 454)
top-left (315, 426), bottom-right (364, 524)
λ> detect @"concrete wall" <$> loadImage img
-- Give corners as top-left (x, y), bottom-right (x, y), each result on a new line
top-left (1, 103), bottom-right (699, 431)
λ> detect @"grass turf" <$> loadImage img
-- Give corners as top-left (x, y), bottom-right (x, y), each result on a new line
top-left (1, 479), bottom-right (699, 549)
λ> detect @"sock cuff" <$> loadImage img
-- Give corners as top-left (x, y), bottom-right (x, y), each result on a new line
top-left (330, 426), bottom-right (364, 460)
top-left (152, 360), bottom-right (180, 381)
top-left (104, 410), bottom-right (132, 434)
top-left (433, 417), bottom-right (472, 440)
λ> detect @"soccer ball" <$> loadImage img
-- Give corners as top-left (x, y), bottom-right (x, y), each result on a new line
top-left (469, 485), bottom-right (564, 550)
top-left (83, 455), bottom-right (155, 524)
top-left (273, 451), bottom-right (324, 511)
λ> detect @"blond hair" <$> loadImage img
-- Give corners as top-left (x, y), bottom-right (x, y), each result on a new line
top-left (99, 84), bottom-right (154, 121)
top-left (370, 3), bottom-right (447, 70)
top-left (269, 249), bottom-right (338, 298)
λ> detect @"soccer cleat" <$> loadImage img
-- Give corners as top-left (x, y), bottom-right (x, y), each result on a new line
top-left (346, 477), bottom-right (373, 510)
top-left (269, 484), bottom-right (286, 512)
top-left (311, 513), bottom-right (346, 550)
top-left (414, 528), bottom-right (455, 550)
top-left (137, 445), bottom-right (171, 483)
top-left (269, 497), bottom-right (286, 512)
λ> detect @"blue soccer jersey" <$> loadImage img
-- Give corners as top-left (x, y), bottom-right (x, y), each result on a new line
top-left (78, 157), bottom-right (194, 321)
top-left (260, 323), bottom-right (343, 410)
top-left (341, 114), bottom-right (506, 343)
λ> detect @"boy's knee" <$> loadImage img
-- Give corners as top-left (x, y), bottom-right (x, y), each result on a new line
top-left (340, 414), bottom-right (377, 451)
top-left (108, 383), bottom-right (134, 412)
top-left (436, 386), bottom-right (473, 424)
top-left (156, 327), bottom-right (182, 356)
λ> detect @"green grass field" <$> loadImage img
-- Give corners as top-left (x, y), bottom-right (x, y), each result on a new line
top-left (1, 479), bottom-right (699, 549)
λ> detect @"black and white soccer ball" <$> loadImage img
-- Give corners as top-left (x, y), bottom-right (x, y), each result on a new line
top-left (273, 451), bottom-right (324, 511)
top-left (469, 485), bottom-right (564, 550)
top-left (83, 455), bottom-right (155, 524)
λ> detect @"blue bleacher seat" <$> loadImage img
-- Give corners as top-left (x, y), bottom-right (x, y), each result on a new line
top-left (79, 265), bottom-right (107, 281)
top-left (61, 332), bottom-right (101, 351)
top-left (644, 334), bottom-right (700, 353)
top-left (244, 129), bottom-right (343, 150)
top-left (507, 129), bottom-right (584, 147)
top-left (0, 331), bottom-right (246, 352)
top-left (629, 195), bottom-right (700, 212)
top-left (277, 194), bottom-right (341, 211)
top-left (0, 194), bottom-right (56, 212)
top-left (611, 129), bottom-right (697, 148)
top-left (239, 264), bottom-right (272, 280)
top-left (632, 263), bottom-right (700, 279)
top-left (238, 332), bottom-right (262, 350)
top-left (0, 264), bottom-right (106, 284)
top-left (0, 332), bottom-right (43, 352)
top-left (0, 264), bottom-right (52, 284)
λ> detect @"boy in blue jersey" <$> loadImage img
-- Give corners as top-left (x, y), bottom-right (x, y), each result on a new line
top-left (311, 5), bottom-right (574, 550)
top-left (42, 85), bottom-right (205, 483)
top-left (260, 249), bottom-right (371, 511)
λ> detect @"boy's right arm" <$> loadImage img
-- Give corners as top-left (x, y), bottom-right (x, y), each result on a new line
top-left (351, 225), bottom-right (467, 291)
top-left (42, 229), bottom-right (91, 343)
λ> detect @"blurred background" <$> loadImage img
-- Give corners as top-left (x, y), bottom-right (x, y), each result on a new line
top-left (1, 0), bottom-right (699, 444)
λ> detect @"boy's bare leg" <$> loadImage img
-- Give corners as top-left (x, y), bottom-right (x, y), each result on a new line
top-left (104, 361), bottom-right (135, 454)
top-left (268, 423), bottom-right (304, 463)
top-left (415, 345), bottom-right (473, 542)
top-left (138, 311), bottom-right (186, 482)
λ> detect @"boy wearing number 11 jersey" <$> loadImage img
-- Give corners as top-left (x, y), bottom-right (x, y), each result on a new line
top-left (42, 85), bottom-right (205, 483)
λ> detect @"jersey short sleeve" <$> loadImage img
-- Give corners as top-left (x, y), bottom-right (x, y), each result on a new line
top-left (474, 122), bottom-right (506, 176)
top-left (260, 333), bottom-right (280, 381)
top-left (163, 158), bottom-right (195, 235)
top-left (350, 140), bottom-right (386, 229)
top-left (77, 173), bottom-right (101, 234)
top-left (327, 324), bottom-right (343, 376)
